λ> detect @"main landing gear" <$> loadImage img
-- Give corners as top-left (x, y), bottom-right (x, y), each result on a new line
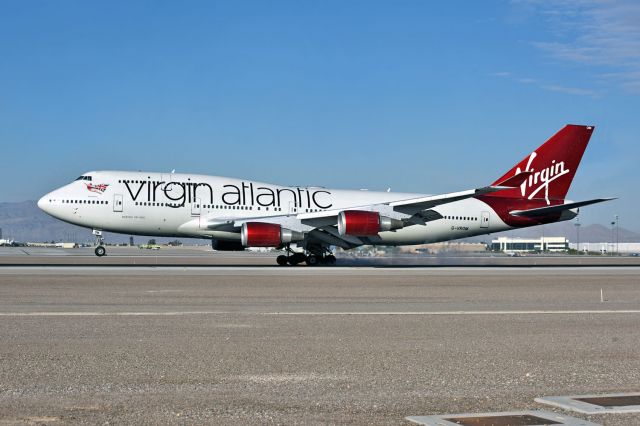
top-left (276, 245), bottom-right (336, 266)
top-left (93, 229), bottom-right (106, 257)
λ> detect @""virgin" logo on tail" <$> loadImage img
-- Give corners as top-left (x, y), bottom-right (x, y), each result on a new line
top-left (516, 152), bottom-right (570, 205)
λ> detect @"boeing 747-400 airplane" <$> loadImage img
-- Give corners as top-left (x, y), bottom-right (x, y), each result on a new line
top-left (38, 125), bottom-right (613, 265)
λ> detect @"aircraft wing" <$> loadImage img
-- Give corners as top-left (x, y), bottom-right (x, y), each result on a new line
top-left (388, 171), bottom-right (532, 215)
top-left (389, 186), bottom-right (502, 215)
top-left (296, 172), bottom-right (532, 228)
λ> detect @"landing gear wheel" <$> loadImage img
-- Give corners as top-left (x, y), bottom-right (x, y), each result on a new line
top-left (276, 255), bottom-right (288, 266)
top-left (306, 254), bottom-right (319, 266)
top-left (288, 252), bottom-right (306, 266)
top-left (326, 254), bottom-right (336, 265)
top-left (92, 230), bottom-right (106, 257)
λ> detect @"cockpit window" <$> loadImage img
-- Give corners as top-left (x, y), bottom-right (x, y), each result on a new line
top-left (75, 176), bottom-right (93, 181)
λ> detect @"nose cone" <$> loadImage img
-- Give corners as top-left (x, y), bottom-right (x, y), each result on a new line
top-left (38, 193), bottom-right (51, 214)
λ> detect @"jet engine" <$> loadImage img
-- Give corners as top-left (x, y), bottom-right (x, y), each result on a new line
top-left (241, 222), bottom-right (303, 247)
top-left (337, 210), bottom-right (403, 237)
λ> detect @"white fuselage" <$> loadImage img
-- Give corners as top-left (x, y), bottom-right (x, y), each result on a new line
top-left (39, 171), bottom-right (513, 245)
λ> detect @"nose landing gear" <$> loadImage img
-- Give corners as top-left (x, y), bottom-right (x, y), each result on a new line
top-left (93, 229), bottom-right (106, 257)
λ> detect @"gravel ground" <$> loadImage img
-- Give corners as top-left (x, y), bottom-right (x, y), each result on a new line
top-left (0, 267), bottom-right (639, 425)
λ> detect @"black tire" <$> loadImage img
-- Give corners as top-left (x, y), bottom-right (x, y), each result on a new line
top-left (288, 253), bottom-right (306, 266)
top-left (326, 255), bottom-right (336, 265)
top-left (306, 254), bottom-right (319, 266)
top-left (276, 255), bottom-right (288, 266)
top-left (95, 246), bottom-right (106, 257)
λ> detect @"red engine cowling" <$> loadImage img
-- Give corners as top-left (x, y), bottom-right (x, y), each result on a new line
top-left (241, 222), bottom-right (303, 247)
top-left (338, 211), bottom-right (380, 236)
top-left (338, 210), bottom-right (404, 237)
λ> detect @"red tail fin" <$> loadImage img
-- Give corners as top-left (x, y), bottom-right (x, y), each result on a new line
top-left (491, 125), bottom-right (594, 203)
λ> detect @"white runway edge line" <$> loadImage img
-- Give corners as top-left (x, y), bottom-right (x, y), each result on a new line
top-left (1, 310), bottom-right (640, 317)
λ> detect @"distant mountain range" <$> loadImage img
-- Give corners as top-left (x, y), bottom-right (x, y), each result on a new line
top-left (1, 200), bottom-right (638, 244)
top-left (0, 201), bottom-right (200, 244)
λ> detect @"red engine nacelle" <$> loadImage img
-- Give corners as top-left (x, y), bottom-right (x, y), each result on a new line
top-left (337, 210), bottom-right (403, 237)
top-left (241, 222), bottom-right (303, 247)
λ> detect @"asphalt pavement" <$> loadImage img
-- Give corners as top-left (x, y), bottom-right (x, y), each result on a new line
top-left (0, 255), bottom-right (639, 424)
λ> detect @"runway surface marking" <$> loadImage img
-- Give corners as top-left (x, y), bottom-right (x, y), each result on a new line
top-left (1, 310), bottom-right (640, 317)
top-left (1, 266), bottom-right (639, 276)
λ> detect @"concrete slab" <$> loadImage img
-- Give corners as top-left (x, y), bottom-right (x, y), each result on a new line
top-left (407, 410), bottom-right (600, 426)
top-left (536, 393), bottom-right (640, 414)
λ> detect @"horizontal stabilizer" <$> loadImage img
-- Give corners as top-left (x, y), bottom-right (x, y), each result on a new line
top-left (510, 198), bottom-right (616, 217)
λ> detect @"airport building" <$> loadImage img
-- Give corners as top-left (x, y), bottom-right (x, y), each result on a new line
top-left (491, 236), bottom-right (569, 253)
top-left (569, 242), bottom-right (640, 254)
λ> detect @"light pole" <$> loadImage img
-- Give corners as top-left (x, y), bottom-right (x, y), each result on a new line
top-left (615, 214), bottom-right (619, 255)
top-left (610, 220), bottom-right (616, 256)
top-left (575, 218), bottom-right (581, 255)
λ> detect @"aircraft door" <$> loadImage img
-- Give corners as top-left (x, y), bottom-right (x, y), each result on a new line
top-left (191, 197), bottom-right (201, 216)
top-left (113, 194), bottom-right (123, 212)
top-left (481, 211), bottom-right (490, 228)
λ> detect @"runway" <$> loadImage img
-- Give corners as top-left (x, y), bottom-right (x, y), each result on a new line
top-left (1, 259), bottom-right (639, 424)
top-left (2, 246), bottom-right (640, 267)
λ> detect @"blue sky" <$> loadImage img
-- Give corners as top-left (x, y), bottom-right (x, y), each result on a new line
top-left (1, 1), bottom-right (638, 229)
